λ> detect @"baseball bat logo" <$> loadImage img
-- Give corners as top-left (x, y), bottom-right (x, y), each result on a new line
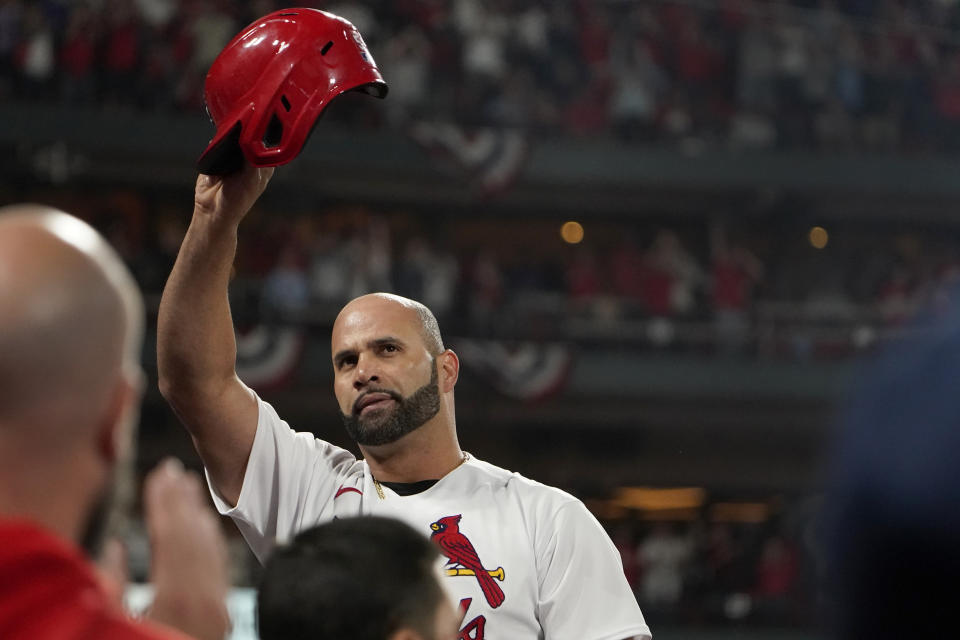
top-left (430, 515), bottom-right (505, 608)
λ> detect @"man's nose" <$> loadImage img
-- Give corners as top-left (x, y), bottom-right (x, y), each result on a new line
top-left (353, 356), bottom-right (379, 389)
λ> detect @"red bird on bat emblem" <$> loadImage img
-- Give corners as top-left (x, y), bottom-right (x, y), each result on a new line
top-left (430, 515), bottom-right (505, 609)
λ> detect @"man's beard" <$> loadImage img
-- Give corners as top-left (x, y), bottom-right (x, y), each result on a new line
top-left (80, 482), bottom-right (113, 558)
top-left (81, 435), bottom-right (137, 559)
top-left (340, 361), bottom-right (440, 446)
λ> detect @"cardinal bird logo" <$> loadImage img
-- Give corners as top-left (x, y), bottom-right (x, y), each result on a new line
top-left (430, 515), bottom-right (505, 609)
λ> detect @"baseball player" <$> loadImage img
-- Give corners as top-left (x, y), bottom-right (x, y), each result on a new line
top-left (160, 8), bottom-right (651, 639)
top-left (158, 162), bottom-right (651, 640)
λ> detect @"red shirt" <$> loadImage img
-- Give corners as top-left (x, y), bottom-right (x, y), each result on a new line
top-left (639, 261), bottom-right (674, 315)
top-left (567, 255), bottom-right (602, 299)
top-left (754, 541), bottom-right (799, 598)
top-left (60, 36), bottom-right (96, 76)
top-left (712, 258), bottom-right (751, 311)
top-left (0, 520), bottom-right (188, 640)
top-left (103, 24), bottom-right (139, 72)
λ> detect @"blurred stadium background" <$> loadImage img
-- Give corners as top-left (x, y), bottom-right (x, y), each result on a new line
top-left (6, 0), bottom-right (960, 637)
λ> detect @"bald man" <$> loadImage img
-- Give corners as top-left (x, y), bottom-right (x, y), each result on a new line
top-left (158, 166), bottom-right (651, 640)
top-left (0, 206), bottom-right (229, 640)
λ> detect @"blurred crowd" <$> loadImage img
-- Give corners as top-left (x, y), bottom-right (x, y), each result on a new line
top-left (224, 211), bottom-right (960, 358)
top-left (604, 504), bottom-right (818, 627)
top-left (6, 0), bottom-right (960, 152)
top-left (68, 183), bottom-right (960, 358)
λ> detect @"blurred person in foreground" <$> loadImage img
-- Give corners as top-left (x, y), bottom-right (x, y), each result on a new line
top-left (258, 516), bottom-right (460, 640)
top-left (821, 292), bottom-right (960, 638)
top-left (158, 164), bottom-right (650, 639)
top-left (0, 205), bottom-right (229, 640)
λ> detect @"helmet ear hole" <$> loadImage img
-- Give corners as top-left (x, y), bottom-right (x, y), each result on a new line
top-left (280, 95), bottom-right (291, 111)
top-left (263, 113), bottom-right (284, 148)
top-left (321, 40), bottom-right (333, 55)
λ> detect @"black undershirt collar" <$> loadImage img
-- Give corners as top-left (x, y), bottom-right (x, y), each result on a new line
top-left (379, 479), bottom-right (439, 496)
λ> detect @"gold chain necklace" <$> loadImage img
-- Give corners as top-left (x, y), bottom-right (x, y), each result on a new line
top-left (371, 452), bottom-right (469, 500)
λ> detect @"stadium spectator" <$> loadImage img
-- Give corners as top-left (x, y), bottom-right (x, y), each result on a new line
top-left (59, 4), bottom-right (97, 105)
top-left (16, 4), bottom-right (54, 99)
top-left (262, 244), bottom-right (310, 316)
top-left (0, 206), bottom-right (230, 640)
top-left (710, 224), bottom-right (764, 354)
top-left (100, 0), bottom-right (141, 106)
top-left (638, 523), bottom-right (693, 609)
top-left (752, 535), bottom-right (799, 621)
top-left (7, 0), bottom-right (960, 152)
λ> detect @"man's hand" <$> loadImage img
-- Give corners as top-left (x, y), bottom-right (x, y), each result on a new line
top-left (194, 164), bottom-right (275, 227)
top-left (94, 537), bottom-right (128, 610)
top-left (144, 458), bottom-right (231, 640)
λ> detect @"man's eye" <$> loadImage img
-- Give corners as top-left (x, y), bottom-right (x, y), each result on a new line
top-left (382, 344), bottom-right (398, 353)
top-left (339, 357), bottom-right (357, 369)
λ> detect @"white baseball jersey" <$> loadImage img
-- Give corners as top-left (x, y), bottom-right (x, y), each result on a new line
top-left (209, 395), bottom-right (651, 640)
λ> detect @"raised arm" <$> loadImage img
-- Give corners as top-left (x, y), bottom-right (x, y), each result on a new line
top-left (157, 165), bottom-right (274, 507)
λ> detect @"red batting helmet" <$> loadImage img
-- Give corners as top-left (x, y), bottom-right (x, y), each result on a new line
top-left (197, 8), bottom-right (388, 175)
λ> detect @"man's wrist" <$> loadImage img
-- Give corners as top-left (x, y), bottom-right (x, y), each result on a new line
top-left (191, 207), bottom-right (242, 236)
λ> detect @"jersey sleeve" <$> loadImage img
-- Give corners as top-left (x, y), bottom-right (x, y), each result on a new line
top-left (536, 501), bottom-right (652, 640)
top-left (205, 393), bottom-right (358, 563)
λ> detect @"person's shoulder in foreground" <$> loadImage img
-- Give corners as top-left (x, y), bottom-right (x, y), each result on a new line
top-left (0, 520), bottom-right (189, 640)
top-left (0, 206), bottom-right (229, 640)
top-left (821, 293), bottom-right (960, 639)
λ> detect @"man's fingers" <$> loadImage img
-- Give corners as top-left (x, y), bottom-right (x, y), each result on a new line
top-left (145, 457), bottom-right (184, 504)
top-left (258, 166), bottom-right (275, 187)
top-left (144, 458), bottom-right (193, 535)
top-left (145, 458), bottom-right (220, 543)
top-left (196, 173), bottom-right (216, 189)
top-left (194, 162), bottom-right (275, 224)
top-left (235, 164), bottom-right (275, 199)
top-left (99, 537), bottom-right (127, 579)
top-left (144, 457), bottom-right (229, 595)
top-left (96, 537), bottom-right (129, 608)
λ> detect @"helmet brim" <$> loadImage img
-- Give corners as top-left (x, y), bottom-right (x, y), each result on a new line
top-left (197, 120), bottom-right (245, 176)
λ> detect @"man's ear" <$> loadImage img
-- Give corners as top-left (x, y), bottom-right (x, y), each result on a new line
top-left (438, 349), bottom-right (459, 393)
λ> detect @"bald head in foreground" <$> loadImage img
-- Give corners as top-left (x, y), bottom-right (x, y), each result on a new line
top-left (0, 205), bottom-right (229, 640)
top-left (0, 205), bottom-right (144, 546)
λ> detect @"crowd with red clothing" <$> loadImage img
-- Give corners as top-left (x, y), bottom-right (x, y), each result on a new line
top-left (4, 0), bottom-right (960, 151)
top-left (53, 179), bottom-right (960, 357)
top-left (608, 513), bottom-right (810, 627)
